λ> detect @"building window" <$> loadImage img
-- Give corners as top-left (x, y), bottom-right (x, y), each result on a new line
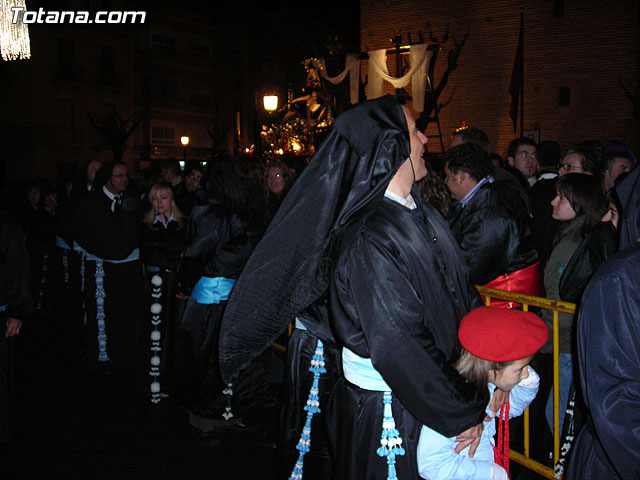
top-left (100, 46), bottom-right (116, 86)
top-left (58, 100), bottom-right (75, 144)
top-left (189, 43), bottom-right (210, 59)
top-left (151, 126), bottom-right (175, 145)
top-left (150, 75), bottom-right (178, 100)
top-left (558, 86), bottom-right (570, 106)
top-left (553, 0), bottom-right (565, 17)
top-left (57, 39), bottom-right (74, 82)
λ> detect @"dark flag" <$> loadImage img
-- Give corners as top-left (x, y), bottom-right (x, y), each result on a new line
top-left (509, 13), bottom-right (524, 132)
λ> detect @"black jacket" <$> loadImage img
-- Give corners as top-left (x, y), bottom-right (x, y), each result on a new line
top-left (140, 219), bottom-right (185, 271)
top-left (448, 182), bottom-right (538, 285)
top-left (330, 196), bottom-right (486, 437)
top-left (0, 212), bottom-right (33, 319)
top-left (178, 202), bottom-right (252, 295)
top-left (558, 221), bottom-right (618, 303)
top-left (74, 189), bottom-right (141, 260)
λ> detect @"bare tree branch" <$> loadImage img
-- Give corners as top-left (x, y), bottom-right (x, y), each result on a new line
top-left (87, 111), bottom-right (140, 162)
top-left (417, 28), bottom-right (468, 132)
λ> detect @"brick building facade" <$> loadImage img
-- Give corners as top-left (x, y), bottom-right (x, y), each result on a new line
top-left (360, 0), bottom-right (640, 156)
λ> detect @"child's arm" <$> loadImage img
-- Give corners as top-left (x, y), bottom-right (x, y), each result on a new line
top-left (507, 366), bottom-right (540, 419)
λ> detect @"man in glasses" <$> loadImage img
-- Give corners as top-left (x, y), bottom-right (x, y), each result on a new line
top-left (557, 148), bottom-right (597, 177)
top-left (75, 161), bottom-right (145, 384)
top-left (532, 146), bottom-right (598, 266)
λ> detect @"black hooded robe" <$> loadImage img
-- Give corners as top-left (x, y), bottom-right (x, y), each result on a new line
top-left (218, 96), bottom-right (485, 479)
top-left (565, 165), bottom-right (640, 480)
top-left (327, 195), bottom-right (486, 480)
top-left (564, 246), bottom-right (640, 479)
top-left (74, 189), bottom-right (145, 372)
top-left (172, 202), bottom-right (253, 419)
top-left (0, 212), bottom-right (33, 443)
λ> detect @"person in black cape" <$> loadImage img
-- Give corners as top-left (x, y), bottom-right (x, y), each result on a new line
top-left (54, 159), bottom-right (102, 360)
top-left (565, 164), bottom-right (640, 479)
top-left (74, 161), bottom-right (145, 376)
top-left (218, 96), bottom-right (493, 479)
top-left (172, 158), bottom-right (257, 442)
top-left (0, 211), bottom-right (33, 444)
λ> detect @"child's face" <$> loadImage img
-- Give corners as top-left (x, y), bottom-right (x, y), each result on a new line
top-left (490, 356), bottom-right (532, 392)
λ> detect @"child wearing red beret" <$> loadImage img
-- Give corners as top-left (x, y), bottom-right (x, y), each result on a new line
top-left (417, 307), bottom-right (548, 480)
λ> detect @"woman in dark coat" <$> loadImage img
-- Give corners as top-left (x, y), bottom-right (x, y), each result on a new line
top-left (140, 182), bottom-right (186, 402)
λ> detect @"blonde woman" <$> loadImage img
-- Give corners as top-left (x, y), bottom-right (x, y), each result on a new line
top-left (140, 182), bottom-right (186, 403)
top-left (143, 182), bottom-right (184, 229)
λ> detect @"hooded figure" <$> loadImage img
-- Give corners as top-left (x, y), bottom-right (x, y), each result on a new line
top-left (172, 157), bottom-right (255, 441)
top-left (566, 164), bottom-right (640, 480)
top-left (219, 96), bottom-right (487, 479)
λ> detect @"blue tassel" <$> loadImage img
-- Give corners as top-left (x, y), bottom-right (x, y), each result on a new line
top-left (95, 259), bottom-right (109, 362)
top-left (288, 339), bottom-right (325, 480)
top-left (377, 391), bottom-right (404, 480)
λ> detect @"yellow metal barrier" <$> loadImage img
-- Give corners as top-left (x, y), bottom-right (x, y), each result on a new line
top-left (477, 286), bottom-right (576, 480)
top-left (273, 287), bottom-right (574, 479)
top-left (271, 323), bottom-right (293, 353)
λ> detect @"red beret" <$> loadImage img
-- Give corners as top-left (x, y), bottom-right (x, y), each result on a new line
top-left (458, 307), bottom-right (548, 362)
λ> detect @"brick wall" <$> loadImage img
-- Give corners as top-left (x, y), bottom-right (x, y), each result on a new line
top-left (361, 0), bottom-right (640, 156)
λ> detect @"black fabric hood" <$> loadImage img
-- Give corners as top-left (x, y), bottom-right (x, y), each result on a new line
top-left (218, 95), bottom-right (410, 383)
top-left (617, 163), bottom-right (640, 251)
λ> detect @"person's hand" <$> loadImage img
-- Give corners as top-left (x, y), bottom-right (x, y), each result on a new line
top-left (175, 291), bottom-right (189, 300)
top-left (454, 423), bottom-right (483, 456)
top-left (5, 317), bottom-right (22, 338)
top-left (488, 388), bottom-right (510, 417)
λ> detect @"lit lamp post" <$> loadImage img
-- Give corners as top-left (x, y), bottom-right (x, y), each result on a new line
top-left (263, 94), bottom-right (278, 113)
top-left (180, 135), bottom-right (189, 162)
top-left (259, 94), bottom-right (279, 159)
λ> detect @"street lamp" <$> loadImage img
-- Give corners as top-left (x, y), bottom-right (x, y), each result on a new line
top-left (263, 94), bottom-right (278, 113)
top-left (180, 135), bottom-right (189, 162)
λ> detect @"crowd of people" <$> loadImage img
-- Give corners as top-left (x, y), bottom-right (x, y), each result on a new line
top-left (0, 154), bottom-right (299, 445)
top-left (1, 95), bottom-right (638, 479)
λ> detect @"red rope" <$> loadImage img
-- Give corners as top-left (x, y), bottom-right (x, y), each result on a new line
top-left (493, 399), bottom-right (511, 479)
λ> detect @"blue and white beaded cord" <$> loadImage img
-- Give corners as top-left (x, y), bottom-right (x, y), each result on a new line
top-left (95, 259), bottom-right (109, 362)
top-left (288, 339), bottom-right (326, 480)
top-left (80, 252), bottom-right (87, 326)
top-left (149, 274), bottom-right (163, 403)
top-left (61, 249), bottom-right (69, 285)
top-left (376, 391), bottom-right (405, 480)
